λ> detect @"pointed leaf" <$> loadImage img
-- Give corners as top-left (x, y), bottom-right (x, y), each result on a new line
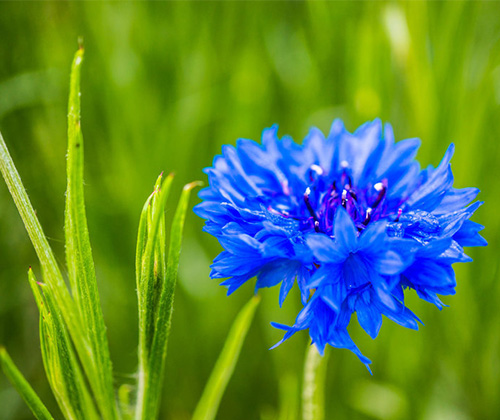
top-left (135, 180), bottom-right (200, 420)
top-left (29, 269), bottom-right (99, 420)
top-left (0, 348), bottom-right (54, 420)
top-left (192, 295), bottom-right (260, 420)
top-left (64, 46), bottom-right (118, 420)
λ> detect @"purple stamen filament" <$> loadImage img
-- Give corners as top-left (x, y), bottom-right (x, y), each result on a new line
top-left (304, 187), bottom-right (321, 233)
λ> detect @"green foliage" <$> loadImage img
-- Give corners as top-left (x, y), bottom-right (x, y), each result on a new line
top-left (0, 42), bottom-right (254, 420)
top-left (0, 348), bottom-right (54, 420)
top-left (193, 295), bottom-right (260, 420)
top-left (0, 47), bottom-right (121, 420)
top-left (64, 46), bottom-right (118, 420)
top-left (28, 270), bottom-right (99, 420)
top-left (135, 173), bottom-right (201, 419)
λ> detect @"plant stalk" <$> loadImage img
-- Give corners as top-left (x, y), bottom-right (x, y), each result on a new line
top-left (302, 345), bottom-right (329, 420)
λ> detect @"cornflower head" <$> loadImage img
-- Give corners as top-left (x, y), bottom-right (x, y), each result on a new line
top-left (195, 119), bottom-right (486, 370)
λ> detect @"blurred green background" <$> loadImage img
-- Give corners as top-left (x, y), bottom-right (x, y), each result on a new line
top-left (0, 1), bottom-right (499, 419)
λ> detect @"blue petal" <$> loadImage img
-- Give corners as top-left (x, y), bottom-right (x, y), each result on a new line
top-left (376, 298), bottom-right (421, 330)
top-left (328, 328), bottom-right (372, 372)
top-left (438, 201), bottom-right (483, 238)
top-left (358, 220), bottom-right (387, 252)
top-left (356, 298), bottom-right (383, 339)
top-left (334, 208), bottom-right (358, 252)
top-left (453, 220), bottom-right (487, 247)
top-left (306, 234), bottom-right (347, 263)
top-left (434, 187), bottom-right (479, 214)
top-left (308, 264), bottom-right (342, 288)
top-left (375, 250), bottom-right (408, 275)
top-left (406, 144), bottom-right (455, 211)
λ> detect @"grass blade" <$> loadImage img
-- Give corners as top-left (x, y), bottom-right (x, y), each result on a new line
top-left (192, 295), bottom-right (261, 420)
top-left (28, 269), bottom-right (100, 420)
top-left (0, 129), bottom-right (103, 419)
top-left (0, 132), bottom-right (67, 297)
top-left (0, 348), bottom-right (54, 420)
top-left (134, 175), bottom-right (179, 420)
top-left (64, 45), bottom-right (118, 420)
top-left (136, 174), bottom-right (173, 367)
top-left (0, 47), bottom-right (119, 420)
top-left (137, 181), bottom-right (201, 420)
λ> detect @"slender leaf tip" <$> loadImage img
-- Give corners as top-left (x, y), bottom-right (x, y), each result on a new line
top-left (184, 180), bottom-right (203, 191)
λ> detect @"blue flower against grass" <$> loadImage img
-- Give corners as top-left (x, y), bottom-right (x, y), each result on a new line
top-left (195, 119), bottom-right (486, 369)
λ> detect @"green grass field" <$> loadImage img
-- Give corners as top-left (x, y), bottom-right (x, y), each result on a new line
top-left (0, 2), bottom-right (499, 419)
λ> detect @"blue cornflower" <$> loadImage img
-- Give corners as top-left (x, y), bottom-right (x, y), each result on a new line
top-left (195, 119), bottom-right (486, 369)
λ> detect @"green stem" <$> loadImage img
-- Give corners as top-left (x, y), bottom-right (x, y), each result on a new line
top-left (0, 348), bottom-right (54, 420)
top-left (302, 345), bottom-right (329, 420)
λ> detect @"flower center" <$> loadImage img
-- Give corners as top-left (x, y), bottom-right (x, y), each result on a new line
top-left (300, 164), bottom-right (393, 234)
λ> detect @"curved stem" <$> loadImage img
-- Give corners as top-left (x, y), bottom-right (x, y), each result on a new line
top-left (302, 345), bottom-right (329, 420)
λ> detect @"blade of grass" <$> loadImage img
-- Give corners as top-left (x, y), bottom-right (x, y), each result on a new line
top-left (0, 131), bottom-right (105, 418)
top-left (136, 174), bottom-right (174, 359)
top-left (0, 348), bottom-right (55, 420)
top-left (64, 45), bottom-right (118, 420)
top-left (135, 188), bottom-right (155, 292)
top-left (29, 269), bottom-right (100, 420)
top-left (0, 131), bottom-right (68, 298)
top-left (136, 181), bottom-right (201, 420)
top-left (0, 47), bottom-right (119, 420)
top-left (192, 294), bottom-right (261, 420)
top-left (134, 174), bottom-right (175, 420)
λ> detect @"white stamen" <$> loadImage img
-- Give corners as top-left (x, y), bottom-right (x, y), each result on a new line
top-left (310, 164), bottom-right (324, 175)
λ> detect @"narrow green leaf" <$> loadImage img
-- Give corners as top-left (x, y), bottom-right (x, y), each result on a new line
top-left (0, 348), bottom-right (54, 420)
top-left (135, 189), bottom-right (155, 291)
top-left (134, 174), bottom-right (176, 420)
top-left (137, 173), bottom-right (174, 360)
top-left (142, 181), bottom-right (201, 420)
top-left (64, 46), bottom-right (118, 420)
top-left (29, 269), bottom-right (100, 420)
top-left (0, 45), bottom-right (118, 420)
top-left (0, 124), bottom-right (96, 418)
top-left (0, 132), bottom-right (68, 299)
top-left (192, 295), bottom-right (261, 420)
